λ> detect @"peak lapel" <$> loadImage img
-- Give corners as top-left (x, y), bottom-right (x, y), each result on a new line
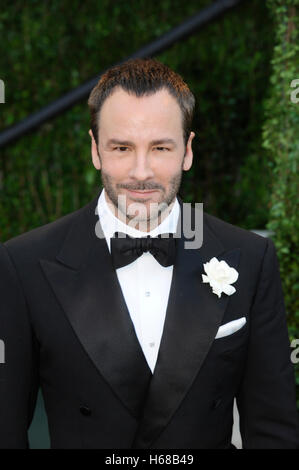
top-left (39, 192), bottom-right (152, 420)
top-left (132, 201), bottom-right (241, 448)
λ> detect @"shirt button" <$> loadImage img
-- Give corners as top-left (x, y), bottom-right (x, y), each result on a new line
top-left (80, 405), bottom-right (91, 416)
top-left (145, 291), bottom-right (151, 297)
top-left (149, 342), bottom-right (155, 348)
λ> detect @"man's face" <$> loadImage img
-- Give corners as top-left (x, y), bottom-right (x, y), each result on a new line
top-left (90, 86), bottom-right (194, 230)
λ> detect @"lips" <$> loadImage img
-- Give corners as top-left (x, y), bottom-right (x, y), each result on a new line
top-left (126, 189), bottom-right (158, 198)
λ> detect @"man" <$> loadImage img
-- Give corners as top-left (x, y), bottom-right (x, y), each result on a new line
top-left (0, 58), bottom-right (298, 449)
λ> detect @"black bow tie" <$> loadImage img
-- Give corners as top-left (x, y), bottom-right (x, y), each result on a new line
top-left (110, 231), bottom-right (177, 269)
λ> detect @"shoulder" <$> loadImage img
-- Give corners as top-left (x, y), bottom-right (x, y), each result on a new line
top-left (178, 196), bottom-right (270, 256)
top-left (201, 211), bottom-right (281, 298)
top-left (203, 211), bottom-right (267, 247)
top-left (201, 210), bottom-right (274, 262)
top-left (2, 196), bottom-right (97, 263)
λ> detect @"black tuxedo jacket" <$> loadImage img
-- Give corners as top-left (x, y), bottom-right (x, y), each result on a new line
top-left (0, 192), bottom-right (298, 449)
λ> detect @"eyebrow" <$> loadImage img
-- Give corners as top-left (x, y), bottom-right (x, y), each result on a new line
top-left (105, 138), bottom-right (177, 147)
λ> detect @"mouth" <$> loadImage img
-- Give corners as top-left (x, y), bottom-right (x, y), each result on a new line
top-left (125, 189), bottom-right (158, 199)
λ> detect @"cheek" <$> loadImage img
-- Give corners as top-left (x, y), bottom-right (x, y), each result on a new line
top-left (153, 152), bottom-right (182, 169)
top-left (156, 158), bottom-right (183, 178)
top-left (100, 154), bottom-right (129, 177)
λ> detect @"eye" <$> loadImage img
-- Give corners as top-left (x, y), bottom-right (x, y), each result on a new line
top-left (154, 147), bottom-right (170, 151)
top-left (114, 146), bottom-right (129, 152)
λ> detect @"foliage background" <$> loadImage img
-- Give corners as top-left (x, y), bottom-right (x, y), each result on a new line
top-left (263, 0), bottom-right (299, 409)
top-left (0, 0), bottom-right (298, 417)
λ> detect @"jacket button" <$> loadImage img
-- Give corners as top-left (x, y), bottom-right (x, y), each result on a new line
top-left (80, 405), bottom-right (91, 416)
top-left (212, 398), bottom-right (222, 409)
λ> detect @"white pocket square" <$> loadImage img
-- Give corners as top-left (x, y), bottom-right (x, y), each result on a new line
top-left (215, 317), bottom-right (246, 339)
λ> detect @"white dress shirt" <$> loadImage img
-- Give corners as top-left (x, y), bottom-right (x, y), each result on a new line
top-left (97, 188), bottom-right (180, 373)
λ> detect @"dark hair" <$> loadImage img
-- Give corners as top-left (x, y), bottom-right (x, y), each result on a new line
top-left (87, 57), bottom-right (195, 147)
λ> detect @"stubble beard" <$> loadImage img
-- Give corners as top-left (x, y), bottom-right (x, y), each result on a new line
top-left (100, 161), bottom-right (184, 230)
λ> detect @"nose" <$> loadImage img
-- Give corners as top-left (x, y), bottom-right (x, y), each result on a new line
top-left (128, 152), bottom-right (155, 181)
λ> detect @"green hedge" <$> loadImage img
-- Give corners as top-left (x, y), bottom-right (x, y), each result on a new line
top-left (263, 0), bottom-right (299, 406)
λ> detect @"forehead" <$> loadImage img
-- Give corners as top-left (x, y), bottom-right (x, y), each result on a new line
top-left (98, 87), bottom-right (183, 138)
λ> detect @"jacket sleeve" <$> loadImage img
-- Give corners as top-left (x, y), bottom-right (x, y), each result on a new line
top-left (0, 243), bottom-right (39, 449)
top-left (236, 237), bottom-right (299, 448)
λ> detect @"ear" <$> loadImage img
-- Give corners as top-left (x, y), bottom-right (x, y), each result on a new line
top-left (89, 129), bottom-right (101, 170)
top-left (183, 131), bottom-right (195, 171)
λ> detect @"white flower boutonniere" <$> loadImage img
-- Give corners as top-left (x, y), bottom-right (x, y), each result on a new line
top-left (202, 257), bottom-right (239, 298)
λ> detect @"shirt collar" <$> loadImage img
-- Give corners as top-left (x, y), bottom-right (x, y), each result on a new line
top-left (97, 188), bottom-right (180, 252)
